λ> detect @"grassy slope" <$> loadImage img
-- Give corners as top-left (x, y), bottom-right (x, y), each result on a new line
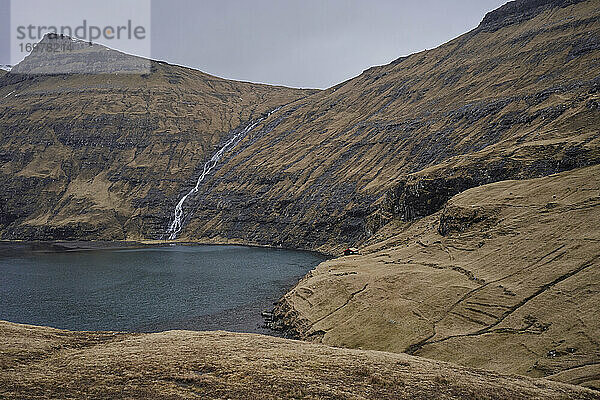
top-left (0, 321), bottom-right (597, 399)
top-left (274, 164), bottom-right (600, 389)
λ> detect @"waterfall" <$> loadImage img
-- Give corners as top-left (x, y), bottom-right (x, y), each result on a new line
top-left (166, 108), bottom-right (280, 240)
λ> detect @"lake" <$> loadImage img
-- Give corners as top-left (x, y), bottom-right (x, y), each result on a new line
top-left (0, 245), bottom-right (327, 333)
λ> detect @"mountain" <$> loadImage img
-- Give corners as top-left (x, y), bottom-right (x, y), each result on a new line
top-left (0, 1), bottom-right (597, 249)
top-left (0, 35), bottom-right (314, 240)
top-left (176, 0), bottom-right (600, 252)
top-left (10, 34), bottom-right (152, 75)
top-left (1, 321), bottom-right (597, 399)
top-left (0, 0), bottom-right (599, 393)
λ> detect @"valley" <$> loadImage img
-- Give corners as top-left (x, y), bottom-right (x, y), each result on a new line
top-left (0, 0), bottom-right (599, 397)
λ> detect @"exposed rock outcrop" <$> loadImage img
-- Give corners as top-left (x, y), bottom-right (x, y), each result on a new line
top-left (478, 0), bottom-right (589, 32)
top-left (11, 34), bottom-right (151, 75)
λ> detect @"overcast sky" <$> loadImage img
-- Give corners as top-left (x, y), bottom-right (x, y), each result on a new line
top-left (1, 0), bottom-right (507, 88)
top-left (150, 0), bottom-right (506, 88)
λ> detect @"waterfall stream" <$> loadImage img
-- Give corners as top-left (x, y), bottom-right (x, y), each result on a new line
top-left (166, 108), bottom-right (280, 240)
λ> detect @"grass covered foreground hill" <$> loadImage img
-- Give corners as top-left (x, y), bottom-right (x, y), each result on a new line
top-left (0, 321), bottom-right (598, 399)
top-left (273, 164), bottom-right (600, 389)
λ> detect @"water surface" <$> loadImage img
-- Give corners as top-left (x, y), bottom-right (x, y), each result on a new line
top-left (0, 245), bottom-right (326, 333)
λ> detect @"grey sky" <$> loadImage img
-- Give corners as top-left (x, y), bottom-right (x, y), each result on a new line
top-left (0, 0), bottom-right (508, 88)
top-left (150, 0), bottom-right (506, 89)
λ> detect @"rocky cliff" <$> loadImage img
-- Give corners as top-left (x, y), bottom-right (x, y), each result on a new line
top-left (478, 0), bottom-right (589, 32)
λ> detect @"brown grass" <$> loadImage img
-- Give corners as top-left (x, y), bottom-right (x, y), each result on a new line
top-left (0, 321), bottom-right (597, 399)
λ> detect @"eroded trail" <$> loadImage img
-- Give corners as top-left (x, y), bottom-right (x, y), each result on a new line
top-left (167, 108), bottom-right (280, 239)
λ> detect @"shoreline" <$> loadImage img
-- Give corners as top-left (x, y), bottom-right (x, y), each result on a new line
top-left (0, 239), bottom-right (333, 258)
top-left (142, 237), bottom-right (336, 257)
top-left (0, 240), bottom-right (152, 256)
top-left (0, 240), bottom-right (328, 338)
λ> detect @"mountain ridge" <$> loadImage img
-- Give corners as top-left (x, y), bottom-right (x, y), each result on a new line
top-left (478, 0), bottom-right (590, 32)
top-left (173, 0), bottom-right (599, 253)
top-left (0, 39), bottom-right (315, 241)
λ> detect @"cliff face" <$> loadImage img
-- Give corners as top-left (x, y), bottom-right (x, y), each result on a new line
top-left (478, 0), bottom-right (589, 32)
top-left (0, 36), bottom-right (313, 241)
top-left (476, 0), bottom-right (588, 31)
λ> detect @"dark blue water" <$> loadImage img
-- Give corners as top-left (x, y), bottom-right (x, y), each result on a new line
top-left (0, 245), bottom-right (326, 333)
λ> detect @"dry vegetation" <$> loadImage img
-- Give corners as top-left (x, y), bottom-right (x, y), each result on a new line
top-left (1, 321), bottom-right (598, 399)
top-left (274, 165), bottom-right (600, 390)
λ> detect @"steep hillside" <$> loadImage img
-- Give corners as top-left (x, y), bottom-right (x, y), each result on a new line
top-left (273, 164), bottom-right (600, 389)
top-left (1, 321), bottom-right (597, 399)
top-left (0, 35), bottom-right (313, 240)
top-left (178, 0), bottom-right (599, 252)
top-left (0, 1), bottom-right (597, 248)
